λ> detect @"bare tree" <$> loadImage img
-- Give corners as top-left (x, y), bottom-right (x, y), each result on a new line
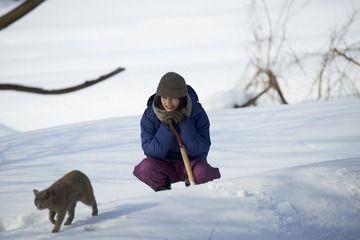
top-left (237, 0), bottom-right (308, 107)
top-left (238, 0), bottom-right (359, 107)
top-left (309, 9), bottom-right (360, 100)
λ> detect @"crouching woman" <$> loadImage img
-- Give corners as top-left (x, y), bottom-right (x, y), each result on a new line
top-left (133, 72), bottom-right (221, 191)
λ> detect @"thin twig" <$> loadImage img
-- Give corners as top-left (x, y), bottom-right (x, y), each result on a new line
top-left (332, 48), bottom-right (360, 67)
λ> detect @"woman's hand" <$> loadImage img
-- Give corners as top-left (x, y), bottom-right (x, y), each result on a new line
top-left (163, 111), bottom-right (185, 126)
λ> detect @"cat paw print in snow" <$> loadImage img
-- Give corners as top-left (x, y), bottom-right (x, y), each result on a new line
top-left (208, 182), bottom-right (254, 198)
top-left (236, 190), bottom-right (254, 198)
top-left (208, 181), bottom-right (233, 192)
top-left (84, 224), bottom-right (99, 232)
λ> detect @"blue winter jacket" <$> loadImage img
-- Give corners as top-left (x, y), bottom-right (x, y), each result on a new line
top-left (140, 85), bottom-right (211, 163)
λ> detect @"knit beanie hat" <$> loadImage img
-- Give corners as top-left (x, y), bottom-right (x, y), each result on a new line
top-left (156, 72), bottom-right (187, 98)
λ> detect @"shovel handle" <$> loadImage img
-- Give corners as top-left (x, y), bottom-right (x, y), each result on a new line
top-left (169, 122), bottom-right (196, 185)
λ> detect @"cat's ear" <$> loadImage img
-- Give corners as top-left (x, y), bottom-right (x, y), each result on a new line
top-left (33, 189), bottom-right (39, 195)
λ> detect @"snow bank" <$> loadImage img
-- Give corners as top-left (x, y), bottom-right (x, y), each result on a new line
top-left (0, 99), bottom-right (359, 239)
top-left (204, 87), bottom-right (252, 110)
top-left (0, 123), bottom-right (17, 138)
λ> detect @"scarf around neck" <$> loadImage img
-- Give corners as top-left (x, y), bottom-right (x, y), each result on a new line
top-left (152, 94), bottom-right (193, 122)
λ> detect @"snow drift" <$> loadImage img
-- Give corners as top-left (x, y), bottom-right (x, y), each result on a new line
top-left (0, 99), bottom-right (359, 239)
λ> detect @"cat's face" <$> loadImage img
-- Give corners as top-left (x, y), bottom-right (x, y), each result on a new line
top-left (33, 189), bottom-right (52, 210)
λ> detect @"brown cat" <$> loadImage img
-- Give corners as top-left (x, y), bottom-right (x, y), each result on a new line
top-left (33, 170), bottom-right (98, 233)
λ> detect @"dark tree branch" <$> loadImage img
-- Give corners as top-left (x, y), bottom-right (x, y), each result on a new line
top-left (332, 48), bottom-right (360, 67)
top-left (0, 67), bottom-right (125, 94)
top-left (265, 68), bottom-right (288, 104)
top-left (0, 0), bottom-right (47, 31)
top-left (235, 84), bottom-right (272, 108)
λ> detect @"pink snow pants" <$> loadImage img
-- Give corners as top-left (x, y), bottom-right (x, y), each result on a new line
top-left (133, 157), bottom-right (221, 188)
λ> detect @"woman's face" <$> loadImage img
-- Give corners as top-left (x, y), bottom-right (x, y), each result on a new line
top-left (161, 96), bottom-right (180, 112)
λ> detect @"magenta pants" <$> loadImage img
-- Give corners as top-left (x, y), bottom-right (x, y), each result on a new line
top-left (133, 157), bottom-right (221, 188)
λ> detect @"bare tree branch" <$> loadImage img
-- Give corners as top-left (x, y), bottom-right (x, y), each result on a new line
top-left (236, 84), bottom-right (271, 108)
top-left (332, 48), bottom-right (360, 67)
top-left (265, 68), bottom-right (288, 104)
top-left (272, 0), bottom-right (294, 67)
top-left (0, 67), bottom-right (125, 94)
top-left (261, 0), bottom-right (273, 67)
top-left (0, 0), bottom-right (46, 31)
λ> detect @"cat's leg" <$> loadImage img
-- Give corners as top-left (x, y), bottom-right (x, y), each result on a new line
top-left (92, 201), bottom-right (98, 216)
top-left (48, 210), bottom-right (56, 224)
top-left (52, 210), bottom-right (66, 233)
top-left (64, 203), bottom-right (76, 225)
top-left (81, 194), bottom-right (98, 216)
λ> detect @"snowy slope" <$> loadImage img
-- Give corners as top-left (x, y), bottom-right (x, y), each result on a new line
top-left (0, 123), bottom-right (17, 137)
top-left (0, 99), bottom-right (359, 239)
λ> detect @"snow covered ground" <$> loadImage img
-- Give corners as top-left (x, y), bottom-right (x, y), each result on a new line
top-left (0, 99), bottom-right (359, 239)
top-left (1, 1), bottom-right (360, 239)
top-left (0, 123), bottom-right (17, 137)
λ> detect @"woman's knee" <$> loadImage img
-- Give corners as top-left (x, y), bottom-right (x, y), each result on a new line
top-left (192, 160), bottom-right (221, 184)
top-left (134, 157), bottom-right (153, 173)
top-left (133, 157), bottom-right (175, 187)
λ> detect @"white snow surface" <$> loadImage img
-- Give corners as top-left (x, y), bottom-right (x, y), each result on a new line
top-left (1, 1), bottom-right (360, 238)
top-left (0, 99), bottom-right (360, 239)
top-left (0, 123), bottom-right (17, 137)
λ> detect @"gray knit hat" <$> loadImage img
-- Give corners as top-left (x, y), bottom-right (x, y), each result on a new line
top-left (156, 72), bottom-right (187, 98)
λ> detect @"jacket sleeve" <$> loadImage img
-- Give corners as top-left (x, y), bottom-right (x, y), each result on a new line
top-left (140, 110), bottom-right (175, 159)
top-left (178, 107), bottom-right (211, 158)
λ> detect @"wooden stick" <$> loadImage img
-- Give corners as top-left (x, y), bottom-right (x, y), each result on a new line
top-left (169, 122), bottom-right (196, 185)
